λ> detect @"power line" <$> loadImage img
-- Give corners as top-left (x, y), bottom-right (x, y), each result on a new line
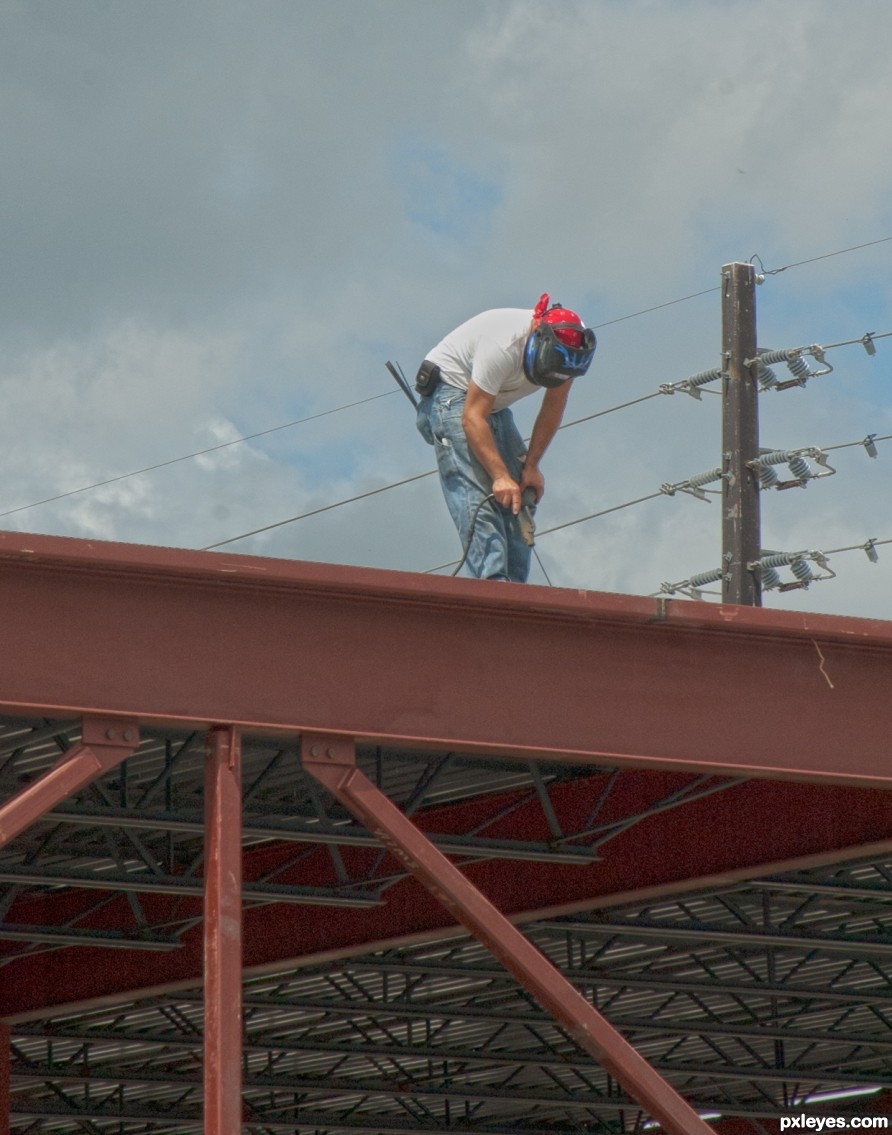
top-left (591, 287), bottom-right (719, 330)
top-left (755, 235), bottom-right (892, 277)
top-left (201, 363), bottom-right (737, 551)
top-left (0, 389), bottom-right (399, 520)
top-left (201, 467), bottom-right (437, 551)
top-left (593, 235), bottom-right (892, 330)
top-left (10, 235), bottom-right (890, 564)
top-left (424, 493), bottom-right (667, 575)
top-left (660, 537), bottom-right (892, 601)
top-left (201, 328), bottom-right (892, 554)
top-left (9, 237), bottom-right (890, 526)
top-left (424, 427), bottom-right (892, 575)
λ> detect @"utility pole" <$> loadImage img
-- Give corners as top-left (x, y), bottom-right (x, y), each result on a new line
top-left (721, 262), bottom-right (762, 606)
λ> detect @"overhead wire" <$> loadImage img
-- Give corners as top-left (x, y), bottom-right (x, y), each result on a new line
top-left (590, 286), bottom-right (719, 330)
top-left (199, 363), bottom-right (738, 552)
top-left (201, 466), bottom-right (437, 551)
top-left (425, 427), bottom-right (892, 575)
top-left (754, 235), bottom-right (892, 277)
top-left (166, 229), bottom-right (892, 590)
top-left (9, 234), bottom-right (891, 560)
top-left (0, 389), bottom-right (399, 520)
top-left (205, 388), bottom-right (687, 555)
top-left (203, 318), bottom-right (892, 554)
top-left (424, 492), bottom-right (664, 575)
top-left (659, 537), bottom-right (892, 602)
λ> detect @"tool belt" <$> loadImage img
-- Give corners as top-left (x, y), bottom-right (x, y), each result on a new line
top-left (415, 359), bottom-right (442, 397)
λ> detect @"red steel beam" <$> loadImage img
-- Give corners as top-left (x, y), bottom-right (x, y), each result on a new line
top-left (0, 715), bottom-right (139, 847)
top-left (2, 531), bottom-right (892, 786)
top-left (203, 726), bottom-right (243, 1135)
top-left (302, 734), bottom-right (713, 1135)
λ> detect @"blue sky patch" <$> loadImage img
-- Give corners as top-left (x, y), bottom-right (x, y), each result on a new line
top-left (393, 137), bottom-right (502, 241)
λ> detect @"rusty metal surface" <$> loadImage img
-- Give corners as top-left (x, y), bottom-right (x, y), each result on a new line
top-left (203, 726), bottom-right (244, 1133)
top-left (1, 530), bottom-right (892, 785)
top-left (3, 728), bottom-right (892, 1130)
top-left (1, 531), bottom-right (892, 1131)
top-left (0, 716), bottom-right (139, 847)
top-left (302, 734), bottom-right (714, 1135)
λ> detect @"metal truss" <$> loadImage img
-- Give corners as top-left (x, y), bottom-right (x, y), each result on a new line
top-left (0, 718), bottom-right (745, 963)
top-left (7, 834), bottom-right (892, 1131)
top-left (5, 533), bottom-right (892, 1133)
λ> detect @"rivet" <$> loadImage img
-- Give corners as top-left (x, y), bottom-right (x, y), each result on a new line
top-left (123, 729), bottom-right (135, 742)
top-left (106, 728), bottom-right (117, 740)
top-left (310, 745), bottom-right (320, 757)
top-left (326, 747), bottom-right (335, 758)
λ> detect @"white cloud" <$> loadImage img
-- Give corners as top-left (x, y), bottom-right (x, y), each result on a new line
top-left (1, 0), bottom-right (891, 618)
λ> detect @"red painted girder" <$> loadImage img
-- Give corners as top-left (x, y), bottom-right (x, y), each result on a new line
top-left (302, 734), bottom-right (713, 1135)
top-left (2, 530), bottom-right (892, 785)
top-left (5, 774), bottom-right (892, 1019)
top-left (0, 716), bottom-right (139, 848)
top-left (203, 727), bottom-right (243, 1135)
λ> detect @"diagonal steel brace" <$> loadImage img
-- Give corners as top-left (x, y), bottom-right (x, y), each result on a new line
top-left (0, 715), bottom-right (140, 848)
top-left (301, 733), bottom-right (713, 1135)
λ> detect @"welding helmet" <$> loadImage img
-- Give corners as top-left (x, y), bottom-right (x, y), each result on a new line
top-left (523, 297), bottom-right (597, 388)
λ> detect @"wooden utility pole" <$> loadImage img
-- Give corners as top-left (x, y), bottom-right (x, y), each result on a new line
top-left (721, 262), bottom-right (762, 605)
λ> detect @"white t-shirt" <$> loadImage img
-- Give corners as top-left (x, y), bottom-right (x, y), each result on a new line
top-left (426, 308), bottom-right (538, 412)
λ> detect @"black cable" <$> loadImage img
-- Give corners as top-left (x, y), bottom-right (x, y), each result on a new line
top-left (201, 466), bottom-right (437, 551)
top-left (758, 235), bottom-right (892, 277)
top-left (203, 382), bottom-right (705, 552)
top-left (451, 494), bottom-right (495, 577)
top-left (590, 287), bottom-right (719, 330)
top-left (0, 389), bottom-right (399, 520)
top-left (425, 490), bottom-right (664, 575)
top-left (12, 234), bottom-right (891, 530)
top-left (532, 547), bottom-right (554, 587)
top-left (6, 235), bottom-right (880, 557)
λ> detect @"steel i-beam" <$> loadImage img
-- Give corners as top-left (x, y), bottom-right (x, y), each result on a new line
top-left (204, 725), bottom-right (243, 1134)
top-left (301, 734), bottom-right (713, 1135)
top-left (0, 715), bottom-right (139, 848)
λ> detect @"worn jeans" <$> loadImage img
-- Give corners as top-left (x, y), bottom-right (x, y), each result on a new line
top-left (416, 383), bottom-right (532, 582)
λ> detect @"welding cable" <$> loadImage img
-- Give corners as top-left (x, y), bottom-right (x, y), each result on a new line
top-left (451, 494), bottom-right (495, 577)
top-left (426, 490), bottom-right (663, 574)
top-left (449, 494), bottom-right (554, 583)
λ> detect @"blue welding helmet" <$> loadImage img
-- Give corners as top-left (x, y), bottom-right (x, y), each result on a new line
top-left (523, 303), bottom-right (597, 388)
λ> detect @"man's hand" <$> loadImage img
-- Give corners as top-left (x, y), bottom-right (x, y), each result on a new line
top-left (492, 473), bottom-right (522, 514)
top-left (519, 462), bottom-right (545, 504)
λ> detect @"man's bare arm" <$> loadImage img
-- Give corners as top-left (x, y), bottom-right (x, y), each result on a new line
top-left (520, 380), bottom-right (573, 502)
top-left (461, 383), bottom-right (523, 514)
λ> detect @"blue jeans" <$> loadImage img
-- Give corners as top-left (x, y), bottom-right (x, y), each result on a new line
top-left (417, 383), bottom-right (532, 582)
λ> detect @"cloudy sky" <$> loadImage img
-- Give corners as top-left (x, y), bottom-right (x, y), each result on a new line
top-left (3, 0), bottom-right (891, 618)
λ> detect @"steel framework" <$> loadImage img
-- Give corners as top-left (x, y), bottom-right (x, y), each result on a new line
top-left (1, 530), bottom-right (892, 1133)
